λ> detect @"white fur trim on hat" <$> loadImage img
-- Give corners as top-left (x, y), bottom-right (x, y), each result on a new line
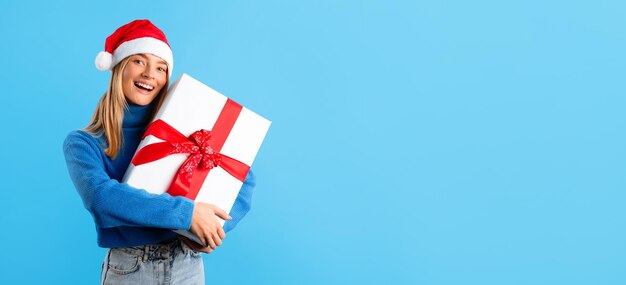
top-left (111, 37), bottom-right (174, 75)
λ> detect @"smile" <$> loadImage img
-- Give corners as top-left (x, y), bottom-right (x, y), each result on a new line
top-left (134, 81), bottom-right (155, 91)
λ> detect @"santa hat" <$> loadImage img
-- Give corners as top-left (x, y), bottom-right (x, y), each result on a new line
top-left (95, 19), bottom-right (173, 75)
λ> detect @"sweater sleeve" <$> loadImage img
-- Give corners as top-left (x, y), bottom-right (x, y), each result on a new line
top-left (223, 169), bottom-right (256, 232)
top-left (63, 131), bottom-right (194, 230)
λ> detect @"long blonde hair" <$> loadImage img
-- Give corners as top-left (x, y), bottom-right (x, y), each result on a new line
top-left (85, 56), bottom-right (169, 159)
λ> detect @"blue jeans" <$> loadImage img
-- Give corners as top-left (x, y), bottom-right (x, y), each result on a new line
top-left (100, 237), bottom-right (204, 285)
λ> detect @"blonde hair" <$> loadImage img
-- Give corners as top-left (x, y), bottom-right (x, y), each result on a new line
top-left (85, 56), bottom-right (169, 158)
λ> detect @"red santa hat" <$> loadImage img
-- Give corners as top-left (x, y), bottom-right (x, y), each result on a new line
top-left (95, 19), bottom-right (173, 76)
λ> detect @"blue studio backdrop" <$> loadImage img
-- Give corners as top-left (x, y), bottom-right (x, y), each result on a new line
top-left (1, 1), bottom-right (625, 284)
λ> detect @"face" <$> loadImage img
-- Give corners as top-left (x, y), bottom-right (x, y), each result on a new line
top-left (122, 53), bottom-right (168, 106)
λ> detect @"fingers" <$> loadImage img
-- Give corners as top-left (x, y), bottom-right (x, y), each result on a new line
top-left (190, 203), bottom-right (230, 251)
top-left (208, 226), bottom-right (224, 248)
top-left (190, 225), bottom-right (223, 250)
top-left (180, 236), bottom-right (213, 254)
top-left (191, 241), bottom-right (212, 254)
top-left (207, 234), bottom-right (217, 249)
top-left (211, 206), bottom-right (232, 220)
top-left (212, 231), bottom-right (222, 247)
top-left (195, 228), bottom-right (214, 249)
top-left (218, 227), bottom-right (226, 240)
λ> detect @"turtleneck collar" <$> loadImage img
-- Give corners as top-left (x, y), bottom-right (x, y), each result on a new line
top-left (123, 103), bottom-right (155, 128)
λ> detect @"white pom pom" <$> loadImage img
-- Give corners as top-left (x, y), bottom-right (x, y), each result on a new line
top-left (95, 51), bottom-right (112, 71)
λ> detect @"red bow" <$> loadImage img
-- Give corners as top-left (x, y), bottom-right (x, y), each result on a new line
top-left (131, 99), bottom-right (250, 200)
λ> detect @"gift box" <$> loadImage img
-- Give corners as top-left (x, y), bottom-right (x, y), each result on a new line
top-left (122, 73), bottom-right (271, 245)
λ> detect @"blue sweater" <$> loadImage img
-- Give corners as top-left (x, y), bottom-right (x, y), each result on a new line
top-left (63, 103), bottom-right (254, 248)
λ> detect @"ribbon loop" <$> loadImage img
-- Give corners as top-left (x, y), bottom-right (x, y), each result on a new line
top-left (131, 99), bottom-right (248, 200)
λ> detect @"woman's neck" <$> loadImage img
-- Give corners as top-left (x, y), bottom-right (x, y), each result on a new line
top-left (123, 103), bottom-right (155, 128)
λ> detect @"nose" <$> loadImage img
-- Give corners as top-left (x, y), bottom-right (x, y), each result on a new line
top-left (141, 70), bottom-right (154, 79)
top-left (141, 65), bottom-right (156, 79)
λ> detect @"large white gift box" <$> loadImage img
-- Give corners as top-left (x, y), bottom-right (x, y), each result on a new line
top-left (122, 73), bottom-right (271, 245)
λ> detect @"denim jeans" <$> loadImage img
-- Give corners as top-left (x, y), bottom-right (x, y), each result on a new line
top-left (100, 238), bottom-right (204, 285)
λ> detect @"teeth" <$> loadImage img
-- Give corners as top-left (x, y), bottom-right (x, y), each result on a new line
top-left (135, 82), bottom-right (154, 91)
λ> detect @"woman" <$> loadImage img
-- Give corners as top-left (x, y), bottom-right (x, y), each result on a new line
top-left (63, 19), bottom-right (255, 284)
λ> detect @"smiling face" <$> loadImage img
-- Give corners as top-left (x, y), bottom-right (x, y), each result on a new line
top-left (122, 53), bottom-right (168, 106)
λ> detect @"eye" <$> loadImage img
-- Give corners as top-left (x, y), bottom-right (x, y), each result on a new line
top-left (133, 59), bottom-right (145, 65)
top-left (157, 66), bottom-right (167, 72)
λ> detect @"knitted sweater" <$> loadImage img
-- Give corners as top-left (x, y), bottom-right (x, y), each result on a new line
top-left (63, 103), bottom-right (254, 248)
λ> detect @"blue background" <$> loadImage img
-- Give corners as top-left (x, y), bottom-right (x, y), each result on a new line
top-left (1, 0), bottom-right (625, 284)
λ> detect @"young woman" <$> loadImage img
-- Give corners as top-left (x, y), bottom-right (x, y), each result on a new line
top-left (63, 19), bottom-right (255, 285)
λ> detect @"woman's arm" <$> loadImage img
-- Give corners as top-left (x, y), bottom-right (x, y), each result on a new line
top-left (223, 170), bottom-right (256, 232)
top-left (63, 131), bottom-right (194, 230)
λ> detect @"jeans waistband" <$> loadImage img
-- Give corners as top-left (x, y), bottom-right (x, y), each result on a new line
top-left (114, 237), bottom-right (180, 262)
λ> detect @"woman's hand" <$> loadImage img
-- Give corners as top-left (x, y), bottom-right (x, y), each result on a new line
top-left (189, 202), bottom-right (232, 251)
top-left (179, 236), bottom-right (214, 254)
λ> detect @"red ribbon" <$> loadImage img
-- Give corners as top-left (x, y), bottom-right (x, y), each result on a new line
top-left (131, 99), bottom-right (250, 200)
